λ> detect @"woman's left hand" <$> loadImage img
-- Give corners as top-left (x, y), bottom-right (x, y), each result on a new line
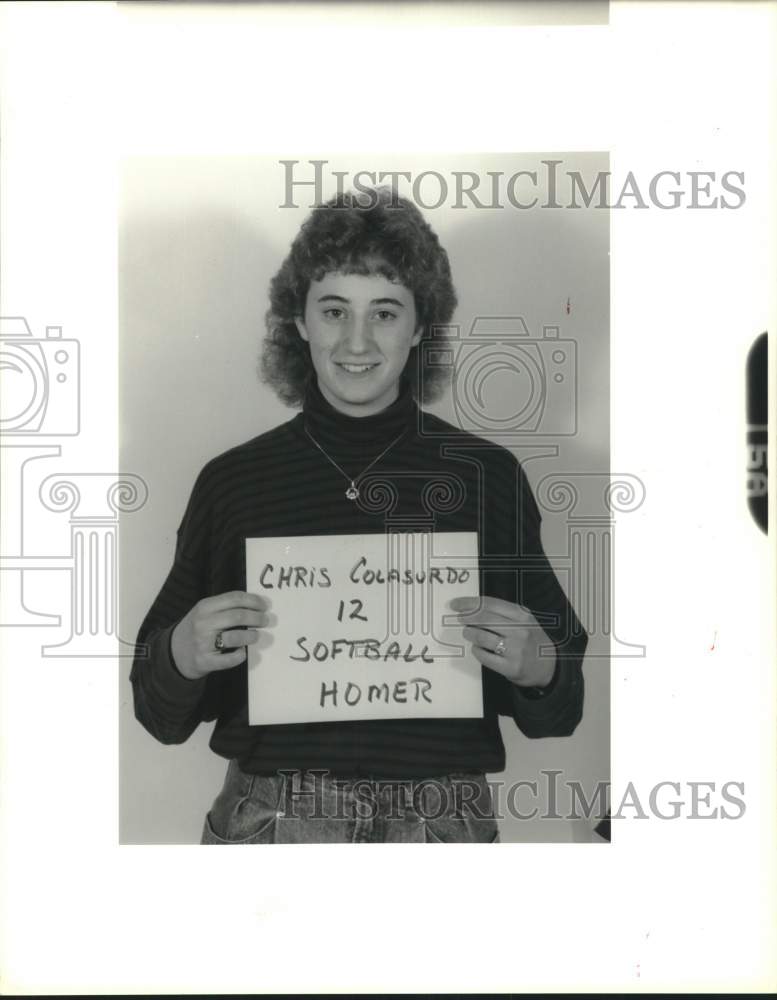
top-left (448, 595), bottom-right (556, 689)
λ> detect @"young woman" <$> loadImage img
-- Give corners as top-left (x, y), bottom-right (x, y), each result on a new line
top-left (130, 187), bottom-right (587, 843)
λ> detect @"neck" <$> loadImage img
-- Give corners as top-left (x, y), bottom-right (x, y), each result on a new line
top-left (301, 375), bottom-right (417, 454)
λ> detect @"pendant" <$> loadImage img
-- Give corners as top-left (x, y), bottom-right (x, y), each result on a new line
top-left (345, 483), bottom-right (359, 501)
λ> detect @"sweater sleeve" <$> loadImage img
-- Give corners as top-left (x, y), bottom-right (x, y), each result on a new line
top-left (498, 455), bottom-right (588, 738)
top-left (129, 466), bottom-right (222, 745)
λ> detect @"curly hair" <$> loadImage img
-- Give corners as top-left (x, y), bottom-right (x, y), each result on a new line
top-left (260, 186), bottom-right (458, 408)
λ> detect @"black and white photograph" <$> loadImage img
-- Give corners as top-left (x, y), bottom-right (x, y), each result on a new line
top-left (119, 153), bottom-right (610, 846)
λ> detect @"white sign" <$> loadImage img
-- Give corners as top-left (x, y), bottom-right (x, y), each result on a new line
top-left (246, 531), bottom-right (483, 725)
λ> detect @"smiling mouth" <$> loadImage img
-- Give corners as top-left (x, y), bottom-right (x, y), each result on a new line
top-left (336, 362), bottom-right (379, 374)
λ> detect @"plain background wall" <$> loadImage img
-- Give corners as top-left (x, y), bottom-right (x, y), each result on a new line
top-left (119, 152), bottom-right (610, 843)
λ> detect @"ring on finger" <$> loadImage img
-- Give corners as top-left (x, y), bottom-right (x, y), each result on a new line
top-left (493, 637), bottom-right (507, 657)
top-left (214, 630), bottom-right (225, 652)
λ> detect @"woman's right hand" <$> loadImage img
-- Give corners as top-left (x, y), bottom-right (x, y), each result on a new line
top-left (170, 591), bottom-right (271, 680)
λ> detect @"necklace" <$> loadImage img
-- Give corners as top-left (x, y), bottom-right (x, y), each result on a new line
top-left (303, 424), bottom-right (409, 501)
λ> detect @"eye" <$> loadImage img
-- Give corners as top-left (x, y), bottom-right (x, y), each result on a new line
top-left (323, 307), bottom-right (345, 320)
top-left (374, 309), bottom-right (397, 321)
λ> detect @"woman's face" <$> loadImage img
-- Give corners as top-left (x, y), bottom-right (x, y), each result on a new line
top-left (295, 270), bottom-right (422, 417)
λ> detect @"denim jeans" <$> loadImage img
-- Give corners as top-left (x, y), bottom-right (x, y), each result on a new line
top-left (201, 760), bottom-right (500, 844)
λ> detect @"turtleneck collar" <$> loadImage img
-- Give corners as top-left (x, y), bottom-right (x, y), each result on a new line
top-left (300, 374), bottom-right (418, 455)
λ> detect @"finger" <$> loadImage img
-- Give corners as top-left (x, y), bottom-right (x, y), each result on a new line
top-left (449, 609), bottom-right (514, 631)
top-left (447, 606), bottom-right (524, 633)
top-left (449, 595), bottom-right (535, 623)
top-left (217, 628), bottom-right (259, 649)
top-left (207, 608), bottom-right (272, 631)
top-left (462, 624), bottom-right (507, 652)
top-left (469, 643), bottom-right (517, 681)
top-left (201, 648), bottom-right (247, 672)
top-left (200, 591), bottom-right (270, 614)
top-left (447, 596), bottom-right (514, 625)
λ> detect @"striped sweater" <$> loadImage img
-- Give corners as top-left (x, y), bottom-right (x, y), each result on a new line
top-left (130, 378), bottom-right (587, 777)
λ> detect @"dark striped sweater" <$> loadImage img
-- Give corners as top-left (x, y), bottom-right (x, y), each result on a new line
top-left (130, 378), bottom-right (587, 777)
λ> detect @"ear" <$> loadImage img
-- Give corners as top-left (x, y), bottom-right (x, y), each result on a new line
top-left (294, 316), bottom-right (309, 342)
top-left (410, 324), bottom-right (423, 348)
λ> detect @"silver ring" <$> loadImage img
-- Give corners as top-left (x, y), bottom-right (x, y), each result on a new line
top-left (494, 638), bottom-right (507, 657)
top-left (214, 630), bottom-right (225, 652)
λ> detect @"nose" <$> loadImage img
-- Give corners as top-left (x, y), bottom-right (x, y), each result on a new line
top-left (341, 314), bottom-right (372, 355)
